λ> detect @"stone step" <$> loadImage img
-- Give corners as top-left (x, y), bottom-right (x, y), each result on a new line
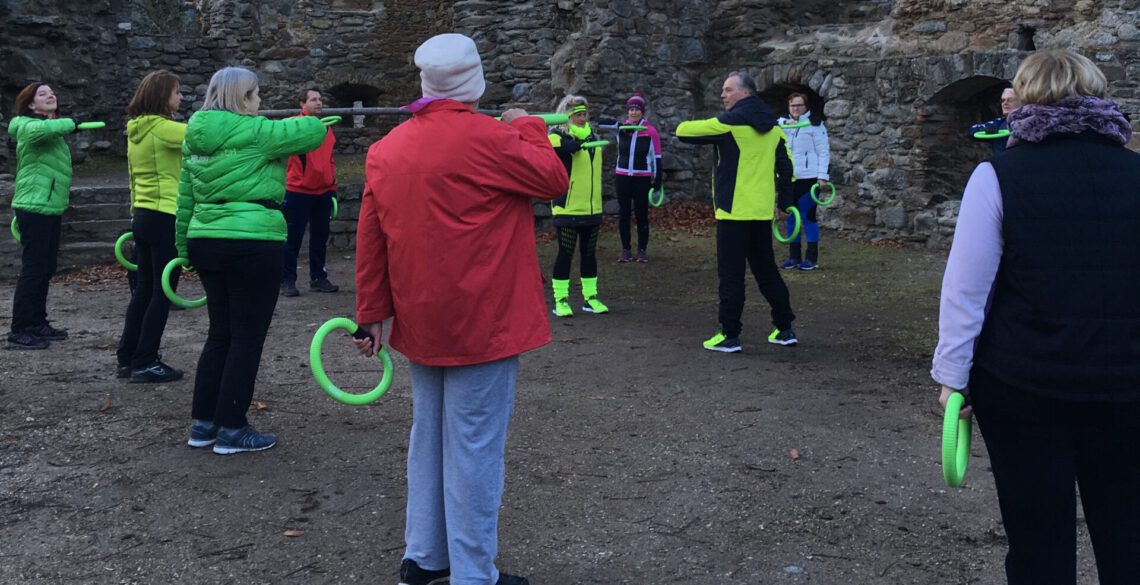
top-left (64, 219), bottom-right (132, 243)
top-left (58, 241), bottom-right (124, 271)
top-left (69, 186), bottom-right (131, 206)
top-left (64, 202), bottom-right (132, 223)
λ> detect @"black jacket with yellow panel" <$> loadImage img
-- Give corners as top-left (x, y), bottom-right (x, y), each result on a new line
top-left (676, 96), bottom-right (795, 220)
top-left (549, 126), bottom-right (604, 227)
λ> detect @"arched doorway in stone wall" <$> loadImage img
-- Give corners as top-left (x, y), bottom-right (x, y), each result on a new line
top-left (758, 84), bottom-right (825, 121)
top-left (326, 83), bottom-right (382, 127)
top-left (912, 75), bottom-right (1009, 204)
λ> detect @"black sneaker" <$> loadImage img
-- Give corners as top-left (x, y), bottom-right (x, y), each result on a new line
top-left (497, 574), bottom-right (531, 585)
top-left (213, 425), bottom-right (276, 455)
top-left (310, 278), bottom-right (339, 293)
top-left (6, 332), bottom-right (49, 350)
top-left (116, 364), bottom-right (131, 379)
top-left (398, 559), bottom-right (450, 585)
top-left (768, 327), bottom-right (798, 346)
top-left (187, 420), bottom-right (219, 448)
top-left (29, 322), bottom-right (67, 341)
top-left (280, 282), bottom-right (300, 297)
top-left (702, 330), bottom-right (742, 353)
top-left (130, 360), bottom-right (184, 383)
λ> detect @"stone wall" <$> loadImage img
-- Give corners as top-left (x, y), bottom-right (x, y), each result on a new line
top-left (3, 0), bottom-right (1138, 251)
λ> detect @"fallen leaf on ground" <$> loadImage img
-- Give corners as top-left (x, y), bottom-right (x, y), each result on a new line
top-left (284, 529), bottom-right (304, 537)
top-left (790, 448), bottom-right (800, 460)
top-left (99, 399), bottom-right (112, 413)
top-left (251, 401), bottom-right (270, 411)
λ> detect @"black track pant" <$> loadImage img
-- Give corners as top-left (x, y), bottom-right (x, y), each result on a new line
top-left (552, 224), bottom-right (599, 280)
top-left (117, 209), bottom-right (179, 368)
top-left (10, 210), bottom-right (61, 333)
top-left (188, 239), bottom-right (282, 429)
top-left (715, 220), bottom-right (794, 338)
top-left (970, 366), bottom-right (1140, 585)
top-left (615, 174), bottom-right (650, 252)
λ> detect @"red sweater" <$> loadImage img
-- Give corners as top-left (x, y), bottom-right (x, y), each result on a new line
top-left (356, 100), bottom-right (569, 366)
top-left (286, 112), bottom-right (336, 194)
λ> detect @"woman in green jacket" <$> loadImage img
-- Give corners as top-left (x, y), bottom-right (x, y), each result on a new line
top-left (116, 70), bottom-right (187, 383)
top-left (177, 67), bottom-right (327, 455)
top-left (548, 95), bottom-right (609, 318)
top-left (7, 83), bottom-right (77, 350)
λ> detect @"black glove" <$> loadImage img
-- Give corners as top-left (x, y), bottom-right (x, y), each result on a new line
top-left (652, 168), bottom-right (663, 190)
top-left (560, 136), bottom-right (583, 154)
top-left (597, 117), bottom-right (619, 127)
top-left (69, 116), bottom-right (85, 132)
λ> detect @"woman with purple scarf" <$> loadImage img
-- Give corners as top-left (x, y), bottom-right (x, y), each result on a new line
top-left (932, 49), bottom-right (1139, 584)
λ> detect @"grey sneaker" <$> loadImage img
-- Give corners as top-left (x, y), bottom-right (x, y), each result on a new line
top-left (280, 282), bottom-right (300, 297)
top-left (213, 425), bottom-right (277, 455)
top-left (310, 278), bottom-right (339, 293)
top-left (130, 360), bottom-right (184, 383)
top-left (6, 332), bottom-right (49, 350)
top-left (398, 559), bottom-right (450, 585)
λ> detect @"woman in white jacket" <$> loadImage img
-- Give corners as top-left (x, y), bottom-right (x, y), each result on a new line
top-left (776, 93), bottom-right (830, 270)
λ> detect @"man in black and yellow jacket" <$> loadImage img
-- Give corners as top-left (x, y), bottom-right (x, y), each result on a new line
top-left (677, 70), bottom-right (798, 353)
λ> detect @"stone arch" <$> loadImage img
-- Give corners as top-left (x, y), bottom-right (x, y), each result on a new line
top-left (324, 82), bottom-right (382, 128)
top-left (912, 75), bottom-right (1010, 205)
top-left (753, 61), bottom-right (831, 120)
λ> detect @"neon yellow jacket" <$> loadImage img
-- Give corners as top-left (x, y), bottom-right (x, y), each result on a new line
top-left (549, 128), bottom-right (604, 223)
top-left (676, 96), bottom-right (794, 220)
top-left (127, 115), bottom-right (187, 215)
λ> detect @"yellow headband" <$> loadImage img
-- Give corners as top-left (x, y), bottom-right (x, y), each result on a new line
top-left (571, 105), bottom-right (588, 115)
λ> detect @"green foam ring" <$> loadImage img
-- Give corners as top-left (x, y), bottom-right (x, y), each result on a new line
top-left (772, 206), bottom-right (802, 244)
top-left (76, 121), bottom-right (106, 131)
top-left (580, 140), bottom-right (610, 149)
top-left (780, 120), bottom-right (810, 129)
top-left (161, 257), bottom-right (207, 309)
top-left (114, 232), bottom-right (138, 271)
top-left (330, 197), bottom-right (339, 221)
top-left (320, 115), bottom-right (342, 127)
top-left (619, 125), bottom-right (647, 131)
top-left (310, 317), bottom-right (394, 406)
top-left (648, 186), bottom-right (665, 208)
top-left (973, 129), bottom-right (1011, 140)
top-left (11, 217), bottom-right (20, 243)
top-left (810, 182), bottom-right (837, 206)
top-left (942, 391), bottom-right (971, 488)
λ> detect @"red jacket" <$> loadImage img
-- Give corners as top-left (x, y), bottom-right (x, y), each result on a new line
top-left (356, 100), bottom-right (569, 366)
top-left (286, 112), bottom-right (337, 194)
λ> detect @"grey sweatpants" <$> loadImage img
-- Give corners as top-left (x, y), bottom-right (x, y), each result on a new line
top-left (404, 356), bottom-right (518, 585)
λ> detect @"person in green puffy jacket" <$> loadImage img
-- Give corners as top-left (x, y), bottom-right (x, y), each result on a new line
top-left (116, 70), bottom-right (188, 383)
top-left (7, 83), bottom-right (77, 350)
top-left (177, 67), bottom-right (327, 455)
top-left (547, 95), bottom-right (610, 319)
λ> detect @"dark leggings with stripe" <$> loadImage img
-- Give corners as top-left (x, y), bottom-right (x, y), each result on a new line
top-left (552, 224), bottom-right (599, 280)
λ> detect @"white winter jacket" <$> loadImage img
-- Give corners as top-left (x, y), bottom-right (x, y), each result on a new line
top-left (777, 112), bottom-right (830, 181)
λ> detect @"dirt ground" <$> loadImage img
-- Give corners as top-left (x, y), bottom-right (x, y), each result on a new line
top-left (0, 222), bottom-right (1103, 585)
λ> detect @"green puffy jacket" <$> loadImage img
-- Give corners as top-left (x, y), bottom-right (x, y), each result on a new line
top-left (176, 110), bottom-right (327, 257)
top-left (128, 115), bottom-right (186, 216)
top-left (8, 115), bottom-right (76, 216)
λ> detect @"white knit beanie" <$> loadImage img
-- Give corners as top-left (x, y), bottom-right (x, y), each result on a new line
top-left (414, 33), bottom-right (486, 103)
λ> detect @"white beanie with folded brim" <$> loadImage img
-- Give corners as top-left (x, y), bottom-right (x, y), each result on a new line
top-left (414, 33), bottom-right (486, 103)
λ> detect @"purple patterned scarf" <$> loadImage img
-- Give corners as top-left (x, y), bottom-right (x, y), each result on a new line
top-left (1006, 95), bottom-right (1132, 147)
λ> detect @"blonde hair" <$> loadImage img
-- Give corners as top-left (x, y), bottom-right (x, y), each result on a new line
top-left (555, 94), bottom-right (589, 132)
top-left (1013, 49), bottom-right (1107, 106)
top-left (201, 67), bottom-right (260, 115)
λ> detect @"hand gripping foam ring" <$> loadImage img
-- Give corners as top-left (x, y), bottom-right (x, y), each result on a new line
top-left (161, 258), bottom-right (207, 309)
top-left (942, 392), bottom-right (971, 488)
top-left (330, 197), bottom-right (339, 221)
top-left (810, 182), bottom-right (837, 206)
top-left (648, 186), bottom-right (665, 208)
top-left (310, 317), bottom-right (394, 406)
top-left (772, 206), bottom-right (802, 244)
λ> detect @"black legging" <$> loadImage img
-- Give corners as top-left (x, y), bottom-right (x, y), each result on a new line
top-left (187, 238), bottom-right (282, 429)
top-left (552, 224), bottom-right (599, 280)
top-left (615, 174), bottom-right (651, 252)
top-left (117, 209), bottom-right (179, 368)
top-left (10, 210), bottom-right (61, 333)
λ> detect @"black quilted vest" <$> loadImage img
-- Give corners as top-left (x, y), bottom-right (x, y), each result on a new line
top-left (977, 131), bottom-right (1140, 401)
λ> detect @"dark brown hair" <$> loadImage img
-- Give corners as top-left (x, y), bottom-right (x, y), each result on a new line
top-left (299, 87), bottom-right (321, 106)
top-left (786, 92), bottom-right (809, 106)
top-left (15, 83), bottom-right (49, 117)
top-left (127, 70), bottom-right (181, 118)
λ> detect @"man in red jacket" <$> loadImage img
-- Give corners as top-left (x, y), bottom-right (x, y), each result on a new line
top-left (353, 33), bottom-right (568, 585)
top-left (281, 87), bottom-right (338, 297)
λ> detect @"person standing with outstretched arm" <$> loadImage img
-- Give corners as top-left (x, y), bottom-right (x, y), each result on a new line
top-left (353, 34), bottom-right (567, 585)
top-left (604, 92), bottom-right (662, 263)
top-left (676, 70), bottom-right (798, 353)
top-left (7, 83), bottom-right (89, 350)
top-left (177, 67), bottom-right (328, 455)
top-left (116, 70), bottom-right (187, 383)
top-left (281, 87), bottom-right (339, 297)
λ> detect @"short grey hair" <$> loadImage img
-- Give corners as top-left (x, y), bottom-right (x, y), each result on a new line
top-left (727, 70), bottom-right (758, 96)
top-left (202, 67), bottom-right (259, 115)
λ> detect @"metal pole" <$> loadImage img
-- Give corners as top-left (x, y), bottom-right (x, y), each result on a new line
top-left (257, 107), bottom-right (506, 118)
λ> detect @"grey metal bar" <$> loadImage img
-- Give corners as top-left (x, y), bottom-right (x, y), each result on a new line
top-left (257, 107), bottom-right (506, 118)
